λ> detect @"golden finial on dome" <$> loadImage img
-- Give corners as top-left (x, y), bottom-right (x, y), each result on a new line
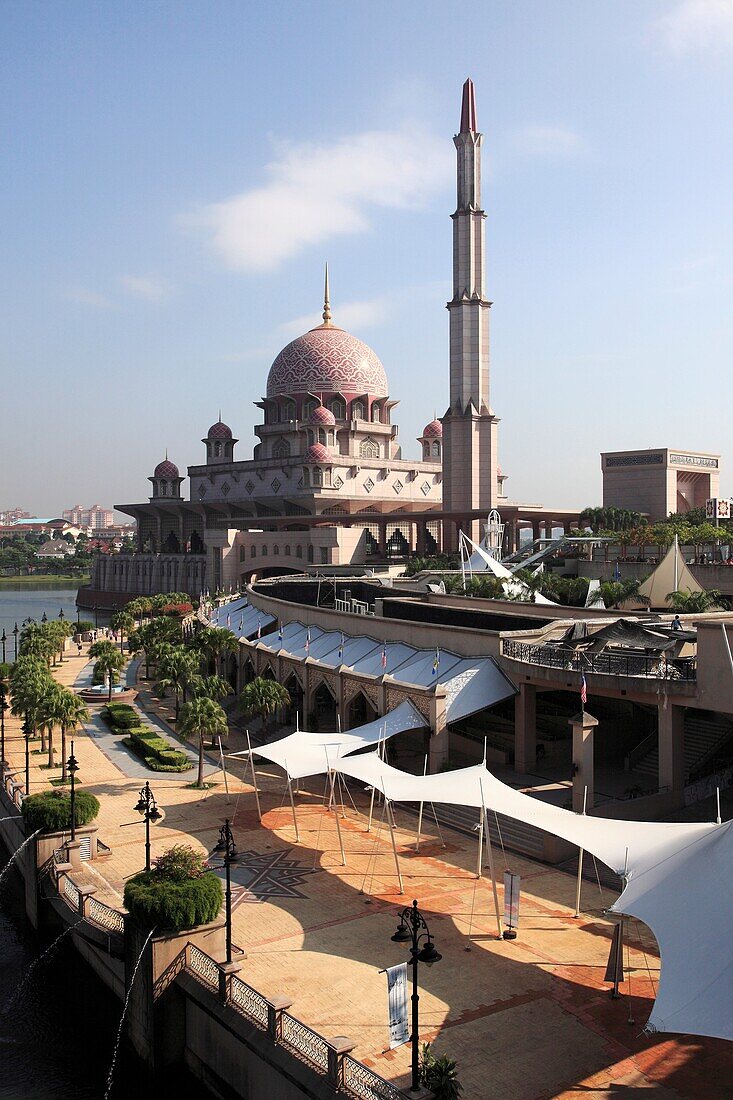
top-left (322, 263), bottom-right (332, 325)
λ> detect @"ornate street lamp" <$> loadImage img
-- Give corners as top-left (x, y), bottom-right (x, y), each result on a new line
top-left (0, 680), bottom-right (8, 766)
top-left (134, 781), bottom-right (162, 871)
top-left (213, 818), bottom-right (238, 964)
top-left (23, 718), bottom-right (31, 797)
top-left (58, 607), bottom-right (65, 620)
top-left (391, 899), bottom-right (442, 1094)
top-left (1, 629), bottom-right (6, 663)
top-left (67, 742), bottom-right (79, 841)
top-left (41, 611), bottom-right (47, 624)
top-left (13, 623), bottom-right (19, 660)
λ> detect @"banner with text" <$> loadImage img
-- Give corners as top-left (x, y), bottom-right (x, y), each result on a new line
top-left (504, 871), bottom-right (521, 931)
top-left (385, 962), bottom-right (409, 1049)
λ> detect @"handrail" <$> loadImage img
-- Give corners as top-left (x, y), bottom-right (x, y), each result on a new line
top-left (502, 639), bottom-right (696, 681)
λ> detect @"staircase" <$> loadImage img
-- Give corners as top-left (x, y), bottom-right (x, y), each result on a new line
top-left (633, 711), bottom-right (733, 783)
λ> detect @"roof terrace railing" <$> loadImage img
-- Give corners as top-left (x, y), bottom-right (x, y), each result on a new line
top-left (502, 639), bottom-right (696, 681)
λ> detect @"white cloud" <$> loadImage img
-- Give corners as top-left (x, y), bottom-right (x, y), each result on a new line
top-left (510, 125), bottom-right (583, 158)
top-left (281, 295), bottom-right (390, 338)
top-left (656, 0), bottom-right (733, 54)
top-left (121, 275), bottom-right (167, 302)
top-left (62, 286), bottom-right (114, 309)
top-left (188, 127), bottom-right (451, 272)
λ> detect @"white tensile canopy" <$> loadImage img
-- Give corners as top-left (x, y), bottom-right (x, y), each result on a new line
top-left (459, 532), bottom-right (556, 604)
top-left (210, 599), bottom-right (276, 640)
top-left (637, 535), bottom-right (706, 609)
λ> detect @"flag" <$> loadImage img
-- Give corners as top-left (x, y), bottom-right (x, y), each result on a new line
top-left (305, 627), bottom-right (310, 655)
top-left (257, 617), bottom-right (262, 640)
top-left (381, 642), bottom-right (387, 670)
top-left (239, 616), bottom-right (244, 633)
top-left (581, 673), bottom-right (587, 707)
top-left (278, 624), bottom-right (283, 645)
top-left (226, 612), bottom-right (230, 627)
top-left (432, 647), bottom-right (440, 676)
top-left (338, 632), bottom-right (344, 661)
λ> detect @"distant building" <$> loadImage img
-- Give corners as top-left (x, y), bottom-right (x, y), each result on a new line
top-left (0, 518), bottom-right (81, 539)
top-left (36, 539), bottom-right (76, 560)
top-left (601, 448), bottom-right (721, 521)
top-left (0, 508), bottom-right (32, 525)
top-left (62, 504), bottom-right (115, 529)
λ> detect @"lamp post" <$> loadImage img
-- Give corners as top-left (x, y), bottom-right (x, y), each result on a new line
top-left (0, 682), bottom-right (7, 766)
top-left (23, 718), bottom-right (30, 797)
top-left (93, 605), bottom-right (99, 630)
top-left (213, 818), bottom-right (238, 964)
top-left (1, 630), bottom-right (6, 663)
top-left (391, 899), bottom-right (442, 1094)
top-left (13, 623), bottom-right (19, 660)
top-left (134, 781), bottom-right (161, 871)
top-left (59, 607), bottom-right (65, 620)
top-left (41, 611), bottom-right (47, 624)
top-left (67, 741), bottom-right (79, 841)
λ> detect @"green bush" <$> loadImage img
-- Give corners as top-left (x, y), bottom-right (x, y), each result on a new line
top-left (22, 789), bottom-right (100, 833)
top-left (123, 727), bottom-right (192, 771)
top-left (74, 620), bottom-right (94, 634)
top-left (101, 703), bottom-right (140, 730)
top-left (124, 845), bottom-right (222, 931)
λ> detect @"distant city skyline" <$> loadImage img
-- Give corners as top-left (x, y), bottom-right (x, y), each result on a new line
top-left (3, 1), bottom-right (733, 513)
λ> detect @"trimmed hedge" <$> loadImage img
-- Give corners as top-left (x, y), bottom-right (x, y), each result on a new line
top-left (22, 789), bottom-right (100, 833)
top-left (101, 703), bottom-right (140, 731)
top-left (123, 727), bottom-right (192, 771)
top-left (124, 852), bottom-right (222, 931)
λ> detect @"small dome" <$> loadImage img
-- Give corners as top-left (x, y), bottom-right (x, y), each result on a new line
top-left (310, 405), bottom-right (336, 426)
top-left (303, 443), bottom-right (332, 464)
top-left (422, 419), bottom-right (443, 439)
top-left (154, 459), bottom-right (179, 478)
top-left (207, 420), bottom-right (232, 440)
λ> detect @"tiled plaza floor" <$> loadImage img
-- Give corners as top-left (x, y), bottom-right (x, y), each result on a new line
top-left (4, 644), bottom-right (733, 1098)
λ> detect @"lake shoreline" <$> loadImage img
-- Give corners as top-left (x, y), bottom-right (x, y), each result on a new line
top-left (0, 574), bottom-right (88, 587)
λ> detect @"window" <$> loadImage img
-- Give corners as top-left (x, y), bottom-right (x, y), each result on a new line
top-left (320, 547), bottom-right (328, 564)
top-left (285, 544), bottom-right (291, 556)
top-left (273, 544), bottom-right (279, 555)
top-left (160, 482), bottom-right (167, 496)
top-left (268, 404), bottom-right (279, 424)
top-left (423, 443), bottom-right (430, 460)
top-left (214, 442), bottom-right (222, 457)
top-left (303, 469), bottom-right (310, 487)
top-left (372, 404), bottom-right (381, 423)
top-left (360, 438), bottom-right (379, 459)
top-left (251, 545), bottom-right (256, 557)
top-left (273, 438), bottom-right (290, 459)
top-left (239, 546), bottom-right (245, 562)
top-left (352, 400), bottom-right (365, 421)
top-left (432, 441), bottom-right (441, 458)
top-left (296, 544), bottom-right (303, 558)
top-left (283, 400), bottom-right (296, 422)
top-left (303, 398), bottom-right (317, 419)
top-left (330, 397), bottom-right (345, 419)
top-left (313, 468), bottom-right (323, 486)
top-left (307, 545), bottom-right (314, 563)
top-left (262, 545), bottom-right (268, 556)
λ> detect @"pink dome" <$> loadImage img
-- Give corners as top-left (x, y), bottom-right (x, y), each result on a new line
top-left (207, 420), bottom-right (232, 440)
top-left (422, 419), bottom-right (443, 439)
top-left (303, 443), bottom-right (332, 464)
top-left (154, 459), bottom-right (179, 478)
top-left (267, 324), bottom-right (388, 398)
top-left (310, 404), bottom-right (336, 426)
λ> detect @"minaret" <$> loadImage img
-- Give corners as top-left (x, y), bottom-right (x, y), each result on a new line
top-left (441, 78), bottom-right (499, 545)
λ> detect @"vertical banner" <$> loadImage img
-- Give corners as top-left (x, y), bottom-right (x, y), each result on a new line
top-left (503, 871), bottom-right (521, 935)
top-left (385, 962), bottom-right (409, 1049)
top-left (605, 921), bottom-right (624, 993)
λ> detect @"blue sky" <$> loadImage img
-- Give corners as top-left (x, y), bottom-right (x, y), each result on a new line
top-left (3, 0), bottom-right (733, 516)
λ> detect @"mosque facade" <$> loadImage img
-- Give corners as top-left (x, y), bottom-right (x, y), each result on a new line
top-left (90, 80), bottom-right (511, 600)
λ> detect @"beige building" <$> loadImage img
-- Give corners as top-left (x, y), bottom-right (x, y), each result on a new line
top-left (601, 447), bottom-right (721, 521)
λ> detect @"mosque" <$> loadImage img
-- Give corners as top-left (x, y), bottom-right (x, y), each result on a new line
top-left (88, 80), bottom-right (581, 603)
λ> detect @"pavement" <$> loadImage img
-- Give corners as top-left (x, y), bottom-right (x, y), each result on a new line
top-left (4, 642), bottom-right (733, 1098)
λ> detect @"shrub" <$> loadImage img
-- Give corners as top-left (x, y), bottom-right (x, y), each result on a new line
top-left (124, 845), bottom-right (222, 931)
top-left (420, 1044), bottom-right (463, 1099)
top-left (101, 703), bottom-right (140, 730)
top-left (74, 620), bottom-right (94, 635)
top-left (123, 727), bottom-right (192, 771)
top-left (22, 789), bottom-right (100, 833)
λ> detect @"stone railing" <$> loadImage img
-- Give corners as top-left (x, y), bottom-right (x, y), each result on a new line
top-left (87, 895), bottom-right (125, 935)
top-left (185, 944), bottom-right (404, 1099)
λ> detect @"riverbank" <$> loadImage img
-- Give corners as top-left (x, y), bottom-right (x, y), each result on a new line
top-left (0, 574), bottom-right (88, 586)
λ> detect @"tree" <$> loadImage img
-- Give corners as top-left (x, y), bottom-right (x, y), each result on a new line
top-left (178, 697), bottom-right (229, 788)
top-left (156, 647), bottom-right (201, 720)
top-left (193, 626), bottom-right (239, 671)
top-left (597, 578), bottom-right (650, 610)
top-left (239, 676), bottom-right (291, 733)
top-left (38, 681), bottom-right (66, 768)
top-left (9, 656), bottom-right (53, 765)
top-left (193, 674), bottom-right (233, 703)
top-left (667, 588), bottom-right (724, 613)
top-left (110, 610), bottom-right (135, 653)
top-left (19, 624), bottom-right (55, 666)
top-left (93, 648), bottom-right (126, 701)
top-left (55, 688), bottom-right (90, 782)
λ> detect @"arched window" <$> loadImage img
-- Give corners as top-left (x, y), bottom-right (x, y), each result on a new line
top-left (372, 404), bottom-right (382, 423)
top-left (423, 442), bottom-right (430, 460)
top-left (313, 468), bottom-right (323, 486)
top-left (360, 438), bottom-right (379, 459)
top-left (283, 400), bottom-right (296, 422)
top-left (432, 441), bottom-right (441, 458)
top-left (352, 400), bottom-right (365, 421)
top-left (251, 545), bottom-right (256, 558)
top-left (285, 544), bottom-right (291, 555)
top-left (214, 441), bottom-right (222, 457)
top-left (160, 481), bottom-right (167, 496)
top-left (262, 545), bottom-right (268, 557)
top-left (303, 469), bottom-right (310, 487)
top-left (269, 404), bottom-right (280, 424)
top-left (307, 545), bottom-right (314, 563)
top-left (239, 546), bottom-right (245, 562)
top-left (303, 398), bottom-right (317, 419)
top-left (330, 397), bottom-right (346, 420)
top-left (273, 544), bottom-right (279, 556)
top-left (273, 438), bottom-right (290, 459)
top-left (296, 544), bottom-right (303, 558)
top-left (318, 428), bottom-right (326, 445)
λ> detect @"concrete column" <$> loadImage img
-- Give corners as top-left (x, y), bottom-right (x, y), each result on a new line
top-left (514, 684), bottom-right (536, 774)
top-left (658, 703), bottom-right (685, 799)
top-left (569, 711), bottom-right (598, 812)
top-left (532, 521), bottom-right (542, 542)
top-left (428, 726), bottom-right (449, 773)
top-left (544, 519), bottom-right (554, 539)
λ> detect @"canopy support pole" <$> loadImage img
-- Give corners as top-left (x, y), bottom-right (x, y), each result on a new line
top-left (284, 759), bottom-right (299, 842)
top-left (367, 786), bottom-right (376, 833)
top-left (415, 755), bottom-right (428, 852)
top-left (386, 798), bottom-right (404, 894)
top-left (480, 778), bottom-right (502, 938)
top-left (430, 804), bottom-right (447, 849)
top-left (246, 730), bottom-right (262, 822)
top-left (475, 807), bottom-right (484, 879)
top-left (324, 746), bottom-right (346, 866)
top-left (574, 785), bottom-right (588, 918)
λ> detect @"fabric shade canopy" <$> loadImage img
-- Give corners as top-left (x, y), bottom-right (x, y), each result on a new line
top-left (232, 699), bottom-right (425, 780)
top-left (211, 599), bottom-right (275, 640)
top-left (637, 536), bottom-right (706, 609)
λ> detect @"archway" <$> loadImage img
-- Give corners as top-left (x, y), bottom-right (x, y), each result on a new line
top-left (226, 652), bottom-right (238, 692)
top-left (311, 680), bottom-right (337, 731)
top-left (242, 656), bottom-right (256, 687)
top-left (347, 690), bottom-right (378, 731)
top-left (283, 672), bottom-right (305, 726)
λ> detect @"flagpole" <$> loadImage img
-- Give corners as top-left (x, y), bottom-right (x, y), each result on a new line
top-left (574, 785), bottom-right (587, 918)
top-left (246, 730), bottom-right (262, 822)
top-left (415, 754), bottom-right (428, 852)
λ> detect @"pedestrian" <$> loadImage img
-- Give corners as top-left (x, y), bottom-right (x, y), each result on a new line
top-left (671, 614), bottom-right (682, 631)
top-left (77, 641), bottom-right (83, 657)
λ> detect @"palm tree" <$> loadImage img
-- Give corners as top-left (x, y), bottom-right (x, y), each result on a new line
top-left (193, 626), bottom-right (239, 673)
top-left (667, 588), bottom-right (724, 613)
top-left (110, 610), bottom-right (135, 654)
top-left (55, 689), bottom-right (90, 782)
top-left (597, 578), bottom-right (650, 610)
top-left (178, 696), bottom-right (229, 788)
top-left (155, 647), bottom-right (201, 720)
top-left (239, 676), bottom-right (291, 734)
top-left (9, 656), bottom-right (53, 777)
top-left (93, 649), bottom-right (126, 701)
top-left (193, 674), bottom-right (233, 703)
top-left (38, 681), bottom-right (66, 768)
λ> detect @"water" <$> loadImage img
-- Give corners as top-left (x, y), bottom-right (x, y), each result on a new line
top-left (0, 585), bottom-right (82, 651)
top-left (0, 856), bottom-right (204, 1099)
